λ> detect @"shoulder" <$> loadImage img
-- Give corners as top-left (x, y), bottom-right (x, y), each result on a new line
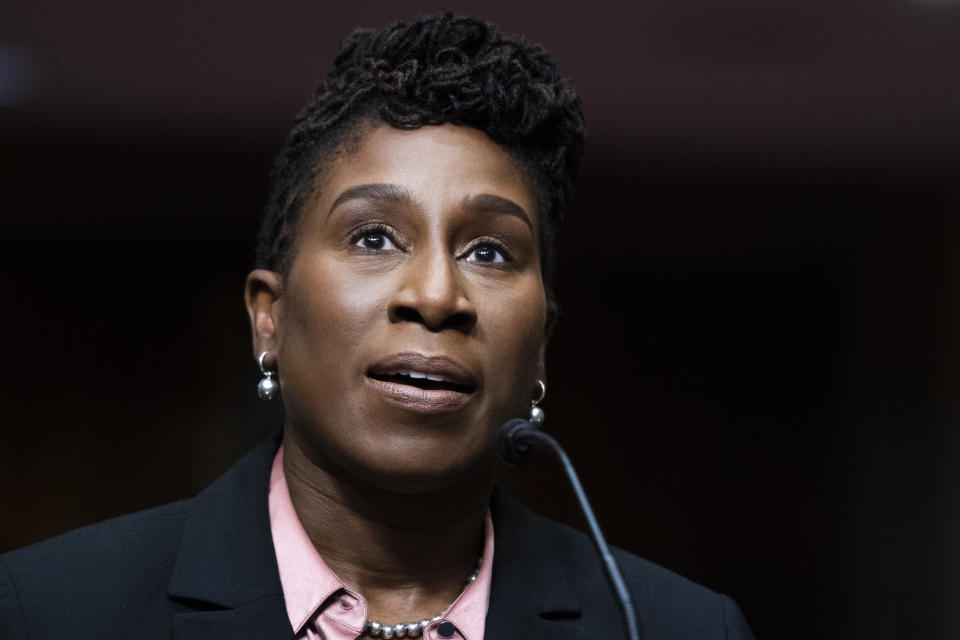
top-left (1, 499), bottom-right (192, 585)
top-left (0, 431), bottom-right (284, 640)
top-left (609, 545), bottom-right (753, 640)
top-left (0, 499), bottom-right (193, 639)
top-left (491, 489), bottom-right (753, 639)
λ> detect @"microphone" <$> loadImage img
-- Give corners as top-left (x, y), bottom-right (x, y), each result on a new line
top-left (496, 417), bottom-right (544, 464)
top-left (497, 419), bottom-right (642, 640)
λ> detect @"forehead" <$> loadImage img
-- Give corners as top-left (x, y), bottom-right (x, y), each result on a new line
top-left (310, 122), bottom-right (539, 228)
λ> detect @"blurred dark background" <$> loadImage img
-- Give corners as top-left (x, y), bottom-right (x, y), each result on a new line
top-left (2, 1), bottom-right (959, 638)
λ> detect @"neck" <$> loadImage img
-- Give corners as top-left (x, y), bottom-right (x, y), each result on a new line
top-left (281, 430), bottom-right (492, 623)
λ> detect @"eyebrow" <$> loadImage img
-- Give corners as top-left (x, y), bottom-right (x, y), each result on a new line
top-left (327, 183), bottom-right (532, 231)
top-left (328, 183), bottom-right (412, 216)
top-left (461, 193), bottom-right (532, 232)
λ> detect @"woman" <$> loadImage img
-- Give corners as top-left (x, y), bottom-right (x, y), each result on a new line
top-left (0, 12), bottom-right (753, 640)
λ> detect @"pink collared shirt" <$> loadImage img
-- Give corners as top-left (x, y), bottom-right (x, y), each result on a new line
top-left (268, 445), bottom-right (494, 640)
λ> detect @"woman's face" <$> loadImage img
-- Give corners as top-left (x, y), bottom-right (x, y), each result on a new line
top-left (247, 123), bottom-right (548, 492)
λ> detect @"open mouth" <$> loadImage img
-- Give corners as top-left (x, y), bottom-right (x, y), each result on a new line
top-left (368, 371), bottom-right (475, 394)
top-left (366, 353), bottom-right (479, 405)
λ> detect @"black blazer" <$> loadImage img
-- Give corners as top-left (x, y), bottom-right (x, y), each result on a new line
top-left (0, 432), bottom-right (753, 639)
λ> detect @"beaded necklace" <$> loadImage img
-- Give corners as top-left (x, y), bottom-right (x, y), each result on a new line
top-left (361, 554), bottom-right (482, 638)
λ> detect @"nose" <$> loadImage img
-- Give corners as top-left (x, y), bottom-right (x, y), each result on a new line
top-left (388, 247), bottom-right (477, 333)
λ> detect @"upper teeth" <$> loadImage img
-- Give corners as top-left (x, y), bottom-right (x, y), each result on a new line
top-left (400, 370), bottom-right (448, 382)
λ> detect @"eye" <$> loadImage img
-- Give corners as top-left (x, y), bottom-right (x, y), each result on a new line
top-left (352, 225), bottom-right (399, 251)
top-left (465, 242), bottom-right (506, 264)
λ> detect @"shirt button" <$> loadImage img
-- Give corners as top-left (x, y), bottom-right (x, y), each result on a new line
top-left (437, 621), bottom-right (457, 638)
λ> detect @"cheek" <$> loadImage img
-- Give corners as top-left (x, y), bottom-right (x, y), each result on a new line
top-left (478, 285), bottom-right (547, 409)
top-left (278, 260), bottom-right (388, 395)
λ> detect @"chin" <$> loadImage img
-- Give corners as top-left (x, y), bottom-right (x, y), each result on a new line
top-left (355, 432), bottom-right (499, 495)
top-left (291, 414), bottom-right (499, 495)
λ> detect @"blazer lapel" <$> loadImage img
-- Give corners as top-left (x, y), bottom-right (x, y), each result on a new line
top-left (485, 489), bottom-right (592, 640)
top-left (166, 430), bottom-right (294, 640)
top-left (484, 609), bottom-right (591, 640)
top-left (172, 596), bottom-right (292, 640)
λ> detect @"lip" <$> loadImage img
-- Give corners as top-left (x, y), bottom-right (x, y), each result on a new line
top-left (366, 352), bottom-right (478, 413)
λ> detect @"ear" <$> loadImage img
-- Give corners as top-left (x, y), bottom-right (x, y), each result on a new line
top-left (537, 298), bottom-right (559, 385)
top-left (244, 269), bottom-right (284, 365)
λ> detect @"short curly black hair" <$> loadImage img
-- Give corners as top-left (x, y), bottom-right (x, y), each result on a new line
top-left (254, 11), bottom-right (586, 292)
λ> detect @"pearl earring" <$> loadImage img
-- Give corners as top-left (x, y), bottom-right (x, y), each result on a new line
top-left (528, 380), bottom-right (546, 426)
top-left (257, 351), bottom-right (278, 400)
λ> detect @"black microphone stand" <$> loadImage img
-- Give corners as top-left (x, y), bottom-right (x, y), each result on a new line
top-left (498, 419), bottom-right (642, 640)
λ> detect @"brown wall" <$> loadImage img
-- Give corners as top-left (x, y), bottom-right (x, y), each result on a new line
top-left (2, 2), bottom-right (960, 638)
